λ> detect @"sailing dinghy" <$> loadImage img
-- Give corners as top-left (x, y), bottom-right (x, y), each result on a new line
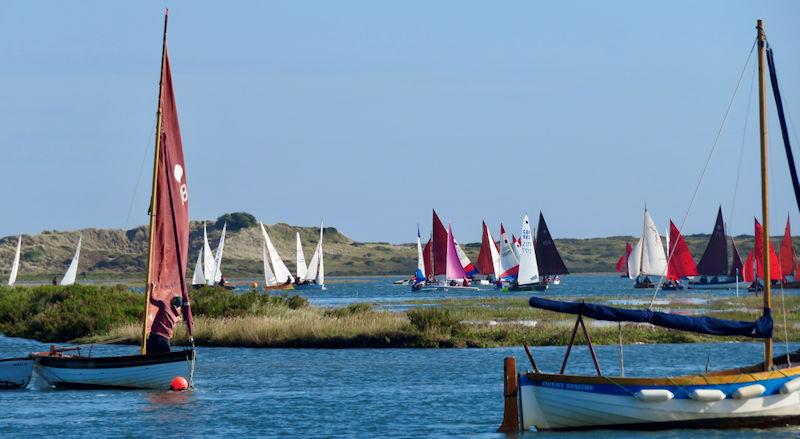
top-left (259, 222), bottom-right (295, 291)
top-left (433, 225), bottom-right (478, 291)
top-left (627, 209), bottom-right (667, 288)
top-left (60, 235), bottom-right (82, 286)
top-left (296, 222), bottom-right (326, 290)
top-left (33, 12), bottom-right (195, 390)
top-left (615, 242), bottom-right (633, 278)
top-left (688, 208), bottom-right (745, 289)
top-left (7, 235), bottom-right (21, 286)
top-left (191, 221), bottom-right (226, 288)
top-left (507, 214), bottom-right (543, 292)
top-left (476, 221), bottom-right (502, 284)
top-left (662, 220), bottom-right (698, 290)
top-left (533, 212), bottom-right (569, 290)
top-left (499, 21), bottom-right (800, 432)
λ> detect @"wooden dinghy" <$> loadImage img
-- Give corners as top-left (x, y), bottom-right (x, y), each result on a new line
top-left (34, 349), bottom-right (193, 390)
top-left (0, 357), bottom-right (33, 390)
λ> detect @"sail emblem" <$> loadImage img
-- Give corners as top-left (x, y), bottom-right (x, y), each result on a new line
top-left (173, 164), bottom-right (184, 182)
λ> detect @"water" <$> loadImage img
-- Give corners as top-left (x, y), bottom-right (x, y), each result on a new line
top-left (3, 275), bottom-right (800, 437)
top-left (2, 335), bottom-right (800, 437)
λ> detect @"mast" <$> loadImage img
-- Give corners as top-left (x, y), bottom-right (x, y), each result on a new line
top-left (140, 10), bottom-right (169, 354)
top-left (757, 19), bottom-right (772, 370)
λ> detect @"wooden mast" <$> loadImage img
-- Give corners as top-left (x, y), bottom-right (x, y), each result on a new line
top-left (756, 19), bottom-right (772, 370)
top-left (140, 10), bottom-right (170, 354)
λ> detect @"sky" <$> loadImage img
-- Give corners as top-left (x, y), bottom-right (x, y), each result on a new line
top-left (1, 1), bottom-right (800, 244)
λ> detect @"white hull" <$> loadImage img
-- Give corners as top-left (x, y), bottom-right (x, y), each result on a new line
top-left (0, 358), bottom-right (33, 389)
top-left (432, 286), bottom-right (479, 292)
top-left (34, 350), bottom-right (194, 390)
top-left (520, 382), bottom-right (800, 431)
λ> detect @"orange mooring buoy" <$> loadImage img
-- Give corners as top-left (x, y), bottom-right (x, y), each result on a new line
top-left (251, 281), bottom-right (258, 289)
top-left (170, 376), bottom-right (189, 391)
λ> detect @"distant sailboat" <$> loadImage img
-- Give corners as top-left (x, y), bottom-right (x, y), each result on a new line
top-left (744, 218), bottom-right (783, 291)
top-left (260, 222), bottom-right (295, 289)
top-left (627, 209), bottom-right (667, 288)
top-left (688, 207), bottom-right (744, 289)
top-left (202, 222), bottom-right (215, 281)
top-left (431, 210), bottom-right (448, 282)
top-left (615, 242), bottom-right (633, 278)
top-left (508, 214), bottom-right (542, 292)
top-left (60, 235), bottom-right (82, 286)
top-left (476, 221), bottom-right (502, 282)
top-left (34, 12), bottom-right (195, 389)
top-left (411, 227), bottom-right (427, 291)
top-left (434, 225), bottom-right (478, 291)
top-left (191, 221), bottom-right (225, 287)
top-left (662, 220), bottom-right (698, 290)
top-left (454, 240), bottom-right (478, 278)
top-left (210, 221), bottom-right (226, 286)
top-left (296, 222), bottom-right (326, 290)
top-left (498, 224), bottom-right (519, 282)
top-left (534, 213), bottom-right (568, 288)
top-left (7, 235), bottom-right (21, 286)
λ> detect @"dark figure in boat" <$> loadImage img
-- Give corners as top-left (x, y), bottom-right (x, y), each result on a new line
top-left (219, 275), bottom-right (226, 287)
top-left (146, 296), bottom-right (184, 355)
top-left (52, 276), bottom-right (58, 286)
top-left (634, 276), bottom-right (654, 288)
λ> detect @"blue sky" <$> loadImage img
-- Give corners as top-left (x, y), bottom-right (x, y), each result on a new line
top-left (1, 1), bottom-right (799, 243)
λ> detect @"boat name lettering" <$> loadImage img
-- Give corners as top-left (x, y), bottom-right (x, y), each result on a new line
top-left (540, 381), bottom-right (595, 391)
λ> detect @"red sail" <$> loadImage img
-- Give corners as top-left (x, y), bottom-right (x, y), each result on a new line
top-left (423, 238), bottom-right (432, 278)
top-left (432, 210), bottom-right (447, 276)
top-left (754, 219), bottom-right (783, 281)
top-left (476, 221), bottom-right (496, 275)
top-left (779, 216), bottom-right (795, 277)
top-left (144, 41), bottom-right (193, 347)
top-left (743, 251), bottom-right (755, 283)
top-left (616, 242), bottom-right (632, 273)
top-left (667, 220), bottom-right (698, 279)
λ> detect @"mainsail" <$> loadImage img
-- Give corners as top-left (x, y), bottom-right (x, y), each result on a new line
top-left (61, 235), bottom-right (82, 286)
top-left (7, 235), bottom-right (21, 286)
top-left (191, 249), bottom-right (204, 286)
top-left (753, 218), bottom-right (783, 281)
top-left (696, 207), bottom-right (729, 276)
top-left (517, 214), bottom-right (540, 286)
top-left (260, 222), bottom-right (294, 284)
top-left (667, 220), bottom-right (698, 279)
top-left (306, 243), bottom-right (320, 281)
top-left (422, 238), bottom-right (432, 278)
top-left (317, 222), bottom-right (325, 287)
top-left (498, 224), bottom-right (519, 280)
top-left (141, 30), bottom-right (194, 352)
top-left (415, 227), bottom-right (426, 282)
top-left (202, 222), bottom-right (214, 281)
top-left (262, 242), bottom-right (277, 286)
top-left (210, 221), bottom-right (226, 285)
top-left (296, 232), bottom-right (308, 281)
top-left (445, 225), bottom-right (467, 281)
top-left (432, 210), bottom-right (447, 276)
top-left (628, 210), bottom-right (667, 278)
top-left (534, 213), bottom-right (569, 276)
top-left (476, 221), bottom-right (501, 279)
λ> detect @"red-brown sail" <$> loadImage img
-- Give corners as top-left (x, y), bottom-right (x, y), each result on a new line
top-left (667, 220), bottom-right (698, 279)
top-left (696, 207), bottom-right (729, 276)
top-left (423, 238), bottom-right (432, 278)
top-left (142, 33), bottom-right (193, 353)
top-left (432, 210), bottom-right (447, 276)
top-left (754, 218), bottom-right (783, 281)
top-left (779, 215), bottom-right (795, 278)
top-left (616, 242), bottom-right (632, 274)
top-left (476, 221), bottom-right (497, 275)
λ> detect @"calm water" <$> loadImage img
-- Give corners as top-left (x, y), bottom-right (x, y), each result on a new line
top-left (3, 275), bottom-right (800, 437)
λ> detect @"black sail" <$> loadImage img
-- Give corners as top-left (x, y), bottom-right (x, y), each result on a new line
top-left (696, 207), bottom-right (729, 276)
top-left (534, 213), bottom-right (569, 276)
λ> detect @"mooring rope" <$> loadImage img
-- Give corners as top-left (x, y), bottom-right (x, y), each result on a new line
top-left (649, 39), bottom-right (757, 308)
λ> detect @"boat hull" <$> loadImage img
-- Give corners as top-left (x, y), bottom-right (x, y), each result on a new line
top-left (432, 286), bottom-right (479, 292)
top-left (688, 276), bottom-right (746, 290)
top-left (0, 357), bottom-right (34, 390)
top-left (34, 350), bottom-right (194, 390)
top-left (519, 365), bottom-right (800, 431)
top-left (294, 283), bottom-right (324, 290)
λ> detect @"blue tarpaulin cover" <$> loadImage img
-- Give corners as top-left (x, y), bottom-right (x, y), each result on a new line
top-left (529, 297), bottom-right (773, 339)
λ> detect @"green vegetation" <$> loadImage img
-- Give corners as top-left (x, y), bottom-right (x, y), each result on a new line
top-left (2, 285), bottom-right (798, 349)
top-left (215, 212), bottom-right (258, 231)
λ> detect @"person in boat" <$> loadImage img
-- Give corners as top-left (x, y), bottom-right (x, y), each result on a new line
top-left (52, 276), bottom-right (58, 286)
top-left (284, 277), bottom-right (292, 286)
top-left (219, 276), bottom-right (226, 287)
top-left (146, 296), bottom-right (183, 355)
top-left (462, 279), bottom-right (470, 287)
top-left (449, 280), bottom-right (457, 287)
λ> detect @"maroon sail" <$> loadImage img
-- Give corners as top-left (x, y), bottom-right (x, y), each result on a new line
top-left (476, 221), bottom-right (496, 275)
top-left (696, 207), bottom-right (728, 276)
top-left (534, 212), bottom-right (569, 276)
top-left (143, 39), bottom-right (193, 351)
top-left (730, 237), bottom-right (744, 278)
top-left (423, 238), bottom-right (432, 278)
top-left (432, 210), bottom-right (447, 276)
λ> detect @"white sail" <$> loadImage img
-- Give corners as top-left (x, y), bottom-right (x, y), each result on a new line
top-left (628, 238), bottom-right (643, 279)
top-left (306, 243), bottom-right (320, 281)
top-left (209, 222), bottom-right (226, 285)
top-left (517, 214), bottom-right (540, 285)
top-left (7, 235), bottom-right (21, 286)
top-left (60, 235), bottom-right (82, 286)
top-left (296, 232), bottom-right (307, 281)
top-left (486, 227), bottom-right (502, 279)
top-left (416, 232), bottom-right (425, 276)
top-left (260, 221), bottom-right (294, 284)
top-left (641, 210), bottom-right (668, 276)
top-left (202, 222), bottom-right (214, 281)
top-left (318, 222), bottom-right (325, 288)
top-left (665, 225), bottom-right (670, 259)
top-left (191, 250), bottom-right (205, 286)
top-left (499, 225), bottom-right (519, 279)
top-left (454, 240), bottom-right (475, 274)
top-left (262, 242), bottom-right (277, 286)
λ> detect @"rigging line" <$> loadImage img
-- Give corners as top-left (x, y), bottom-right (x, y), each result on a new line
top-left (729, 59), bottom-right (758, 233)
top-left (649, 39), bottom-right (757, 308)
top-left (123, 120), bottom-right (157, 231)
